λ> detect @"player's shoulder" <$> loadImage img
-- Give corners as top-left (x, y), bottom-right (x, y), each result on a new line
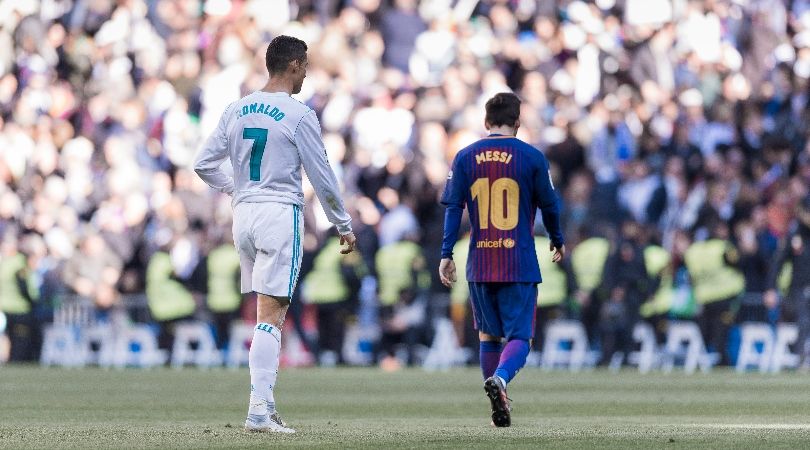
top-left (513, 138), bottom-right (549, 166)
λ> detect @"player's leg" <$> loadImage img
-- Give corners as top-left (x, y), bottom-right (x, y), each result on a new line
top-left (468, 283), bottom-right (504, 379)
top-left (242, 202), bottom-right (301, 433)
top-left (479, 331), bottom-right (503, 380)
top-left (492, 283), bottom-right (536, 387)
top-left (469, 282), bottom-right (512, 427)
top-left (246, 294), bottom-right (294, 433)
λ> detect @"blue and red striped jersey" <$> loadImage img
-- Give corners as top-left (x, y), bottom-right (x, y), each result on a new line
top-left (440, 134), bottom-right (563, 283)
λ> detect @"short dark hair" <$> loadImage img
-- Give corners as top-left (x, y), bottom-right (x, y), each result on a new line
top-left (484, 92), bottom-right (521, 127)
top-left (265, 35), bottom-right (308, 75)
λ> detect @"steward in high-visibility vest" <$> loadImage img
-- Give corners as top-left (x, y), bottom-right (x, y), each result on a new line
top-left (303, 236), bottom-right (366, 364)
top-left (206, 245), bottom-right (242, 314)
top-left (206, 244), bottom-right (242, 349)
top-left (684, 239), bottom-right (745, 305)
top-left (449, 236), bottom-right (470, 346)
top-left (534, 236), bottom-right (569, 349)
top-left (0, 249), bottom-right (38, 361)
top-left (146, 251), bottom-right (196, 350)
top-left (684, 238), bottom-right (744, 364)
top-left (375, 238), bottom-right (431, 365)
top-left (640, 244), bottom-right (671, 319)
top-left (375, 240), bottom-right (431, 307)
top-left (0, 252), bottom-right (31, 316)
top-left (569, 236), bottom-right (610, 344)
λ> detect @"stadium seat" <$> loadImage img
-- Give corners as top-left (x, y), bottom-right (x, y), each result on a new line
top-left (78, 324), bottom-right (116, 367)
top-left (112, 324), bottom-right (168, 368)
top-left (661, 321), bottom-right (719, 374)
top-left (770, 323), bottom-right (800, 373)
top-left (422, 318), bottom-right (472, 371)
top-left (40, 325), bottom-right (84, 367)
top-left (226, 322), bottom-right (254, 369)
top-left (541, 320), bottom-right (589, 372)
top-left (627, 322), bottom-right (659, 374)
top-left (735, 322), bottom-right (774, 373)
top-left (171, 322), bottom-right (222, 368)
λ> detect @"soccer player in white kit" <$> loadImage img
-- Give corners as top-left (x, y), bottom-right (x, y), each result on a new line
top-left (194, 35), bottom-right (356, 434)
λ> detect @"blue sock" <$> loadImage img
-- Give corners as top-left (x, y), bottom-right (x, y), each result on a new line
top-left (493, 339), bottom-right (530, 385)
top-left (480, 341), bottom-right (503, 380)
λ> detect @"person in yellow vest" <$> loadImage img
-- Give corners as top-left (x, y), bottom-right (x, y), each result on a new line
top-left (146, 246), bottom-right (197, 351)
top-left (533, 236), bottom-right (570, 351)
top-left (449, 235), bottom-right (472, 348)
top-left (302, 236), bottom-right (366, 365)
top-left (375, 234), bottom-right (431, 368)
top-left (599, 221), bottom-right (652, 365)
top-left (0, 237), bottom-right (36, 361)
top-left (205, 240), bottom-right (243, 350)
top-left (569, 234), bottom-right (611, 347)
top-left (728, 220), bottom-right (772, 323)
top-left (640, 242), bottom-right (671, 334)
top-left (640, 230), bottom-right (696, 341)
top-left (684, 224), bottom-right (745, 365)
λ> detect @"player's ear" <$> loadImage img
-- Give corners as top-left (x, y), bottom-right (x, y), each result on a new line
top-left (514, 119), bottom-right (520, 134)
top-left (484, 120), bottom-right (491, 130)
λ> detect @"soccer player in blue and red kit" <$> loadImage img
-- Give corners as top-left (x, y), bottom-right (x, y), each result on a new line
top-left (439, 92), bottom-right (565, 427)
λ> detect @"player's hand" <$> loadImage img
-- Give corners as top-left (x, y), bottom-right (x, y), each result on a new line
top-left (439, 258), bottom-right (457, 288)
top-left (339, 232), bottom-right (356, 254)
top-left (550, 241), bottom-right (565, 263)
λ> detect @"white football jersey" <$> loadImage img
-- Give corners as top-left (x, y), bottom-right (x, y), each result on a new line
top-left (195, 91), bottom-right (352, 234)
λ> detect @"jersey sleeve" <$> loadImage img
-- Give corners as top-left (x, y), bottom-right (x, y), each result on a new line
top-left (440, 154), bottom-right (467, 259)
top-left (295, 110), bottom-right (352, 235)
top-left (533, 154), bottom-right (564, 247)
top-left (440, 154), bottom-right (467, 208)
top-left (194, 103), bottom-right (235, 195)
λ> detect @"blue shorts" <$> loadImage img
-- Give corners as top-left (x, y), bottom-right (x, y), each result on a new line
top-left (468, 282), bottom-right (537, 340)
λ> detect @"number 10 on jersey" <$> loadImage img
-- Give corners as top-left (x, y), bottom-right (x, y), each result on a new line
top-left (470, 177), bottom-right (519, 231)
top-left (243, 127), bottom-right (268, 181)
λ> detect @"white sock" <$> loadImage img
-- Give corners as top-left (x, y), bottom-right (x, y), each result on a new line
top-left (248, 322), bottom-right (281, 416)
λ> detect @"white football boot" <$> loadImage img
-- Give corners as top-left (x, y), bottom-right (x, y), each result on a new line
top-left (244, 411), bottom-right (295, 433)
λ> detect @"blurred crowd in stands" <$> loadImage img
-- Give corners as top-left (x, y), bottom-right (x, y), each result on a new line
top-left (2, 0), bottom-right (810, 368)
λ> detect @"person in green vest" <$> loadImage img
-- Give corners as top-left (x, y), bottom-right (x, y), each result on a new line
top-left (0, 237), bottom-right (36, 361)
top-left (533, 236), bottom-right (570, 351)
top-left (302, 236), bottom-right (366, 365)
top-left (449, 235), bottom-right (470, 344)
top-left (205, 241), bottom-right (243, 350)
top-left (684, 224), bottom-right (745, 365)
top-left (146, 246), bottom-right (197, 351)
top-left (640, 230), bottom-right (696, 341)
top-left (568, 234), bottom-right (611, 347)
top-left (375, 234), bottom-right (431, 368)
top-left (599, 221), bottom-right (652, 365)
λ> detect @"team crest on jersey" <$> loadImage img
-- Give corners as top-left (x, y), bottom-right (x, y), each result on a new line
top-left (503, 238), bottom-right (515, 249)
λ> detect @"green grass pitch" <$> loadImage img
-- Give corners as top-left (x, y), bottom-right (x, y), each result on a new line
top-left (2, 366), bottom-right (810, 449)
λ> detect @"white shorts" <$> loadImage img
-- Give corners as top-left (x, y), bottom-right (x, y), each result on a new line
top-left (232, 201), bottom-right (303, 297)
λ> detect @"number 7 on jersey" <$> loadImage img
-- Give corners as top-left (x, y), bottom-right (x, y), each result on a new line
top-left (243, 127), bottom-right (268, 181)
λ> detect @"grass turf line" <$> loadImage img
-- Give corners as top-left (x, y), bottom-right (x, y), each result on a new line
top-left (1, 366), bottom-right (810, 449)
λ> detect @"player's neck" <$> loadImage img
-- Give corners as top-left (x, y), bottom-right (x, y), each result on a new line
top-left (261, 77), bottom-right (294, 95)
top-left (488, 126), bottom-right (517, 137)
